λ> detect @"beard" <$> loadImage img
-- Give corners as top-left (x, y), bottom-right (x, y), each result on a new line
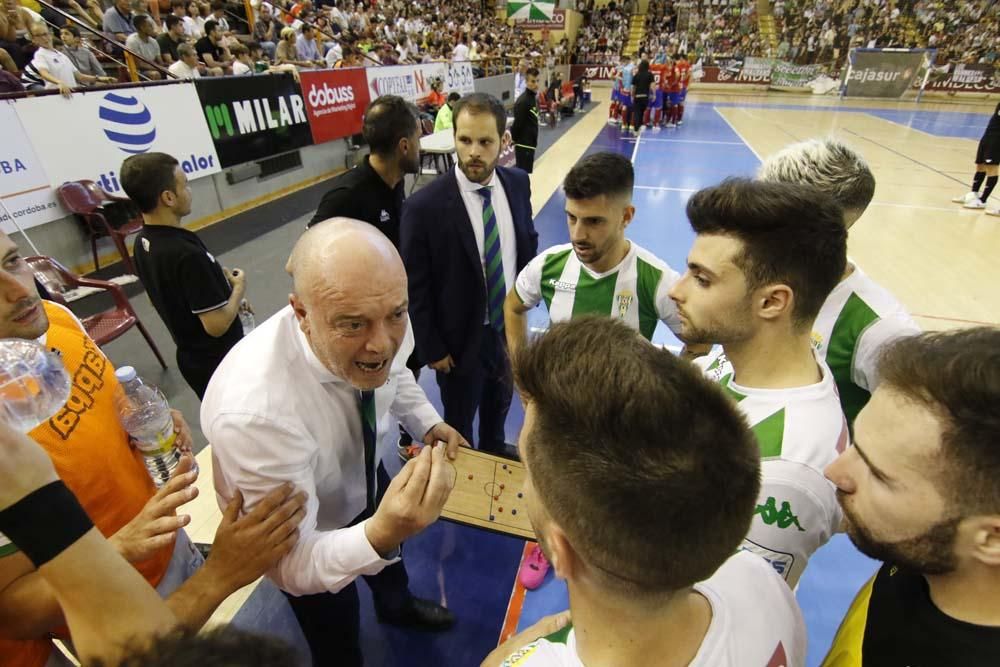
top-left (675, 301), bottom-right (754, 347)
top-left (457, 150), bottom-right (499, 185)
top-left (402, 150), bottom-right (421, 175)
top-left (841, 496), bottom-right (961, 575)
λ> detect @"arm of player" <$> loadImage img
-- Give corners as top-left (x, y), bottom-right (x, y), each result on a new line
top-left (505, 256), bottom-right (544, 359)
top-left (740, 461), bottom-right (841, 589)
top-left (206, 414), bottom-right (397, 597)
top-left (480, 611), bottom-right (572, 667)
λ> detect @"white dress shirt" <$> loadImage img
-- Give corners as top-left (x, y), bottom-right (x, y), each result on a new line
top-left (201, 306), bottom-right (442, 596)
top-left (454, 166), bottom-right (518, 323)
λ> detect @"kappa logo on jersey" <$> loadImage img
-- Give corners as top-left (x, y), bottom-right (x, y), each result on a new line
top-left (380, 209), bottom-right (390, 222)
top-left (616, 291), bottom-right (634, 318)
top-left (755, 497), bottom-right (806, 531)
top-left (547, 278), bottom-right (577, 292)
top-left (141, 237), bottom-right (150, 252)
top-left (704, 354), bottom-right (729, 383)
top-left (500, 642), bottom-right (541, 666)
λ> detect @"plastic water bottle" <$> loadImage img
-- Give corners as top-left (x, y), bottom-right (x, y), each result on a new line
top-left (0, 339), bottom-right (71, 433)
top-left (114, 366), bottom-right (181, 488)
top-left (238, 300), bottom-right (255, 336)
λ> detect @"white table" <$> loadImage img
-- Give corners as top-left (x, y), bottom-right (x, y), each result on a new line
top-left (414, 129), bottom-right (456, 192)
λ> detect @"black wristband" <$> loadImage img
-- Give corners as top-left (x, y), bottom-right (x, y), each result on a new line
top-left (0, 481), bottom-right (93, 568)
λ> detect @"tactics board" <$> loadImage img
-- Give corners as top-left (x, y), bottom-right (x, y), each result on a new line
top-left (440, 448), bottom-right (535, 540)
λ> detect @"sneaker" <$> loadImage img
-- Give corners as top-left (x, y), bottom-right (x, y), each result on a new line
top-left (677, 119), bottom-right (684, 126)
top-left (964, 197), bottom-right (986, 209)
top-left (986, 208), bottom-right (1000, 217)
top-left (665, 122), bottom-right (676, 128)
top-left (952, 192), bottom-right (977, 204)
top-left (518, 544), bottom-right (550, 590)
top-left (398, 442), bottom-right (423, 462)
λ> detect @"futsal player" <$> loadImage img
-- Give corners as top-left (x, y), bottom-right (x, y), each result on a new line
top-left (663, 56), bottom-right (681, 128)
top-left (674, 52), bottom-right (692, 126)
top-left (504, 152), bottom-right (684, 590)
top-left (619, 54), bottom-right (635, 134)
top-left (952, 100), bottom-right (1000, 214)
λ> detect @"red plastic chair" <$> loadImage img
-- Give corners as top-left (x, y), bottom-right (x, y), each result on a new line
top-left (26, 256), bottom-right (167, 369)
top-left (56, 180), bottom-right (143, 275)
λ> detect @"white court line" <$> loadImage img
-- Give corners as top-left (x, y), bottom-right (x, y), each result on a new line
top-left (631, 127), bottom-right (642, 163)
top-left (633, 185), bottom-right (698, 192)
top-left (623, 138), bottom-right (745, 145)
top-left (869, 201), bottom-right (966, 212)
top-left (713, 107), bottom-right (763, 161)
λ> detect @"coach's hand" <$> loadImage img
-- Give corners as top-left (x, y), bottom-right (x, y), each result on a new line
top-left (429, 354), bottom-right (455, 374)
top-left (365, 444), bottom-right (456, 557)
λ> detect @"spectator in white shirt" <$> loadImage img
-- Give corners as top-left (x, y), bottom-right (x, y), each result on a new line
top-left (202, 220), bottom-right (466, 667)
top-left (324, 38), bottom-right (344, 67)
top-left (166, 0), bottom-right (197, 38)
top-left (452, 33), bottom-right (469, 61)
top-left (24, 24), bottom-right (112, 95)
top-left (167, 43), bottom-right (202, 78)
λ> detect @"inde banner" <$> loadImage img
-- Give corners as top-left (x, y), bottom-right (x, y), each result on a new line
top-left (300, 68), bottom-right (371, 144)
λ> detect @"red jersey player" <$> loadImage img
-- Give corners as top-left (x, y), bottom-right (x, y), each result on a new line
top-left (675, 52), bottom-right (692, 126)
top-left (664, 58), bottom-right (682, 128)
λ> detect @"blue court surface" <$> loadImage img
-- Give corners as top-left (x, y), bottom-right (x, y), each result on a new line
top-left (353, 99), bottom-right (989, 666)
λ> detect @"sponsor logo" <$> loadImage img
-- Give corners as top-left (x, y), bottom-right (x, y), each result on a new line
top-left (547, 278), bottom-right (576, 291)
top-left (98, 92), bottom-right (156, 155)
top-left (370, 70), bottom-right (429, 99)
top-left (754, 497), bottom-right (806, 531)
top-left (849, 68), bottom-right (904, 83)
top-left (307, 82), bottom-right (356, 108)
top-left (204, 95), bottom-right (308, 139)
top-left (0, 159), bottom-right (27, 174)
top-left (740, 539), bottom-right (795, 579)
top-left (379, 209), bottom-right (390, 222)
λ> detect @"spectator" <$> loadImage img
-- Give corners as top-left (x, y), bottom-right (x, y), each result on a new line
top-left (59, 25), bottom-right (107, 78)
top-left (231, 42), bottom-right (253, 74)
top-left (434, 91), bottom-right (460, 132)
top-left (275, 25), bottom-right (312, 67)
top-left (452, 32), bottom-right (468, 61)
top-left (102, 0), bottom-right (136, 43)
top-left (167, 0), bottom-right (197, 39)
top-left (125, 14), bottom-right (164, 80)
top-left (195, 19), bottom-right (232, 73)
top-left (22, 24), bottom-right (112, 95)
top-left (324, 34), bottom-right (343, 67)
top-left (209, 0), bottom-right (229, 35)
top-left (157, 14), bottom-right (186, 65)
top-left (253, 3), bottom-right (279, 59)
top-left (167, 42), bottom-right (202, 77)
top-left (186, 0), bottom-right (205, 37)
top-left (295, 23), bottom-right (324, 65)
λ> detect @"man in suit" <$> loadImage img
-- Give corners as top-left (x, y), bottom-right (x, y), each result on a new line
top-left (401, 93), bottom-right (538, 455)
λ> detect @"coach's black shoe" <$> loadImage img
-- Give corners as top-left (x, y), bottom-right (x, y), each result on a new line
top-left (377, 598), bottom-right (455, 632)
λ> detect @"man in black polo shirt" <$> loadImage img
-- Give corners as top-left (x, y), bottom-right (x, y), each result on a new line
top-left (121, 153), bottom-right (248, 399)
top-left (157, 15), bottom-right (186, 65)
top-left (308, 95), bottom-right (422, 248)
top-left (195, 19), bottom-right (232, 74)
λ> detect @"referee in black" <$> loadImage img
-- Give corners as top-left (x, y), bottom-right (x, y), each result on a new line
top-left (510, 67), bottom-right (540, 173)
top-left (953, 100), bottom-right (1000, 214)
top-left (309, 95), bottom-right (423, 246)
top-left (309, 94), bottom-right (425, 459)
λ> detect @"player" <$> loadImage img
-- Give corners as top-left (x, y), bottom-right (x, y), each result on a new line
top-left (669, 178), bottom-right (850, 588)
top-left (483, 318), bottom-right (806, 667)
top-left (646, 61), bottom-right (667, 128)
top-left (504, 152), bottom-right (683, 590)
top-left (759, 138), bottom-right (921, 429)
top-left (619, 54), bottom-right (635, 134)
top-left (674, 52), bottom-right (692, 126)
top-left (663, 56), bottom-right (682, 128)
top-left (952, 100), bottom-right (1000, 213)
top-left (607, 62), bottom-right (623, 125)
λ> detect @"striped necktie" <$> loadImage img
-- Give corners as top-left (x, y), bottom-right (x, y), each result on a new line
top-left (478, 186), bottom-right (506, 332)
top-left (358, 390), bottom-right (377, 515)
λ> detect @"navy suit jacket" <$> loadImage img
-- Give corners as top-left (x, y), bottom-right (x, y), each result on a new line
top-left (400, 166), bottom-right (538, 369)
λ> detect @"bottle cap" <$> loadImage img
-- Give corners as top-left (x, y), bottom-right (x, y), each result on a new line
top-left (114, 366), bottom-right (137, 383)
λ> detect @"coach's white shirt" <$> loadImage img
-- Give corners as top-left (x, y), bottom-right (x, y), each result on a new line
top-left (202, 305), bottom-right (442, 596)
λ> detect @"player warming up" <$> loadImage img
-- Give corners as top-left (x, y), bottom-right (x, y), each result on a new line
top-left (952, 100), bottom-right (1000, 214)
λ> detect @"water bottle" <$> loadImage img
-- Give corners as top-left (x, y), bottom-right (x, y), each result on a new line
top-left (113, 366), bottom-right (181, 488)
top-left (0, 339), bottom-right (71, 433)
top-left (238, 300), bottom-right (255, 336)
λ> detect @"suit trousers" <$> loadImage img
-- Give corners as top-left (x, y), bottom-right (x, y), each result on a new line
top-left (435, 324), bottom-right (512, 453)
top-left (282, 464), bottom-right (411, 667)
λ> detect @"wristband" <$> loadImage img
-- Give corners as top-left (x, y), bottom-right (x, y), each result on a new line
top-left (0, 481), bottom-right (93, 568)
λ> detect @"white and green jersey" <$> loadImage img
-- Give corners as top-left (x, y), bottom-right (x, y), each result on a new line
top-left (497, 551), bottom-right (805, 667)
top-left (514, 242), bottom-right (681, 340)
top-left (812, 263), bottom-right (920, 428)
top-left (697, 348), bottom-right (848, 588)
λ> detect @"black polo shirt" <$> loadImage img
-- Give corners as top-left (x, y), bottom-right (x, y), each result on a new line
top-left (133, 224), bottom-right (242, 362)
top-left (157, 32), bottom-right (183, 63)
top-left (195, 36), bottom-right (224, 62)
top-left (309, 155), bottom-right (405, 248)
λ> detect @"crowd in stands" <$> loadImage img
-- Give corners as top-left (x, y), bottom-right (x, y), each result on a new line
top-left (572, 0), bottom-right (630, 64)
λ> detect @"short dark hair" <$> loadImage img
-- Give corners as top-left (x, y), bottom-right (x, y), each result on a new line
top-left (451, 92), bottom-right (506, 139)
top-left (878, 328), bottom-right (1000, 515)
top-left (514, 317), bottom-right (761, 597)
top-left (526, 66), bottom-right (539, 77)
top-left (685, 178), bottom-right (847, 327)
top-left (204, 19), bottom-right (219, 35)
top-left (61, 24), bottom-right (81, 37)
top-left (133, 13), bottom-right (151, 30)
top-left (563, 151), bottom-right (633, 202)
top-left (91, 626), bottom-right (298, 667)
top-left (164, 14), bottom-right (182, 29)
top-left (211, 0), bottom-right (223, 10)
top-left (120, 153), bottom-right (180, 213)
top-left (446, 92), bottom-right (461, 102)
top-left (170, 0), bottom-right (185, 8)
top-left (362, 95), bottom-right (419, 156)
